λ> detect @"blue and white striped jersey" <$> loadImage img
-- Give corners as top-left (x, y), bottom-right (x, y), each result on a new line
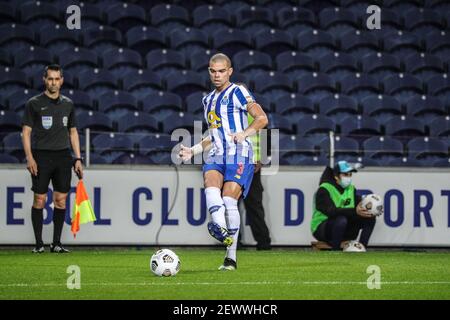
top-left (202, 83), bottom-right (255, 160)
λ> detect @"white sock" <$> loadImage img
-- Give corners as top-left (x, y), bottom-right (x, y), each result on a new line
top-left (223, 196), bottom-right (240, 262)
top-left (205, 187), bottom-right (227, 229)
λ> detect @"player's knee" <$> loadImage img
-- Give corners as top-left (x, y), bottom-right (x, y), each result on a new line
top-left (53, 194), bottom-right (67, 209)
top-left (33, 194), bottom-right (47, 209)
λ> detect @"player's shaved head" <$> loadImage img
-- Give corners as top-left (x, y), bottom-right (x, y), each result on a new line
top-left (209, 53), bottom-right (232, 68)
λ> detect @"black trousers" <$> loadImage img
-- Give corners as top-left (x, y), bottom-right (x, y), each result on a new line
top-left (243, 171), bottom-right (271, 249)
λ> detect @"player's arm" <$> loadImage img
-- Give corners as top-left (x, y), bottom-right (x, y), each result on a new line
top-left (22, 125), bottom-right (37, 176)
top-left (69, 127), bottom-right (83, 179)
top-left (229, 102), bottom-right (268, 144)
top-left (179, 136), bottom-right (212, 161)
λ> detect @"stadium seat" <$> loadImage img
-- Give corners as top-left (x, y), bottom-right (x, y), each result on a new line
top-left (273, 94), bottom-right (315, 116)
top-left (76, 111), bottom-right (114, 132)
top-left (2, 132), bottom-right (23, 160)
top-left (252, 93), bottom-right (271, 113)
top-left (211, 29), bottom-right (252, 58)
top-left (15, 46), bottom-right (53, 76)
top-left (117, 112), bottom-right (160, 133)
top-left (404, 53), bottom-right (445, 81)
top-left (424, 31), bottom-right (450, 59)
top-left (252, 71), bottom-right (293, 100)
top-left (428, 117), bottom-right (450, 137)
top-left (360, 95), bottom-right (403, 123)
top-left (61, 89), bottom-right (94, 112)
top-left (319, 7), bottom-right (359, 36)
top-left (407, 137), bottom-right (449, 160)
top-left (122, 70), bottom-right (163, 99)
top-left (150, 4), bottom-right (190, 32)
top-left (187, 49), bottom-right (216, 73)
top-left (363, 136), bottom-right (404, 160)
top-left (383, 31), bottom-right (422, 56)
top-left (186, 92), bottom-right (208, 114)
top-left (296, 115), bottom-right (336, 137)
top-left (297, 72), bottom-right (337, 102)
top-left (192, 5), bottom-right (233, 34)
top-left (74, 2), bottom-right (105, 29)
top-left (253, 29), bottom-right (295, 58)
top-left (6, 88), bottom-right (39, 113)
top-left (405, 95), bottom-right (447, 122)
top-left (92, 133), bottom-right (135, 159)
top-left (338, 30), bottom-right (380, 56)
top-left (220, 0), bottom-right (251, 14)
top-left (77, 69), bottom-right (119, 97)
top-left (0, 2), bottom-right (16, 24)
top-left (233, 50), bottom-right (273, 76)
top-left (384, 116), bottom-right (426, 138)
top-left (0, 110), bottom-right (21, 133)
top-left (280, 138), bottom-right (319, 165)
top-left (0, 153), bottom-right (20, 164)
top-left (162, 112), bottom-right (196, 134)
top-left (146, 49), bottom-right (186, 76)
top-left (266, 114), bottom-right (294, 134)
top-left (138, 134), bottom-right (174, 155)
top-left (0, 67), bottom-right (30, 96)
top-left (165, 71), bottom-right (208, 100)
top-left (340, 73), bottom-right (380, 100)
top-left (102, 48), bottom-right (142, 77)
top-left (82, 26), bottom-right (123, 54)
top-left (97, 91), bottom-right (139, 119)
top-left (141, 91), bottom-right (184, 115)
top-left (426, 74), bottom-right (450, 97)
top-left (297, 29), bottom-right (337, 57)
top-left (0, 49), bottom-right (12, 68)
top-left (125, 26), bottom-right (166, 56)
top-left (403, 8), bottom-right (444, 34)
top-left (339, 116), bottom-right (381, 139)
top-left (19, 2), bottom-right (62, 28)
top-left (384, 0), bottom-right (422, 11)
top-left (169, 28), bottom-right (210, 55)
top-left (235, 6), bottom-right (275, 34)
top-left (106, 2), bottom-right (147, 33)
top-left (383, 73), bottom-right (424, 102)
top-left (149, 151), bottom-right (173, 165)
top-left (112, 152), bottom-right (154, 165)
top-left (0, 24), bottom-right (36, 53)
top-left (323, 136), bottom-right (360, 158)
top-left (59, 47), bottom-right (99, 75)
top-left (318, 52), bottom-right (359, 81)
top-left (39, 24), bottom-right (81, 53)
top-left (276, 7), bottom-right (317, 37)
top-left (361, 52), bottom-right (401, 79)
top-left (318, 94), bottom-right (358, 119)
top-left (276, 51), bottom-right (315, 79)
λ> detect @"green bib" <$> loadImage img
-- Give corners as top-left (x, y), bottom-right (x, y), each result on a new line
top-left (311, 182), bottom-right (355, 233)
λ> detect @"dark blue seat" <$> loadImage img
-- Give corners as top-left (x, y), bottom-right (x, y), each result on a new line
top-left (221, 1), bottom-right (251, 14)
top-left (187, 49), bottom-right (215, 72)
top-left (384, 0), bottom-right (421, 11)
top-left (122, 70), bottom-right (163, 99)
top-left (59, 47), bottom-right (99, 74)
top-left (211, 29), bottom-right (252, 58)
top-left (112, 152), bottom-right (154, 165)
top-left (340, 116), bottom-right (381, 139)
top-left (338, 30), bottom-right (380, 56)
top-left (426, 74), bottom-right (450, 97)
top-left (340, 73), bottom-right (380, 100)
top-left (235, 7), bottom-right (275, 34)
top-left (360, 95), bottom-right (403, 123)
top-left (117, 112), bottom-right (159, 133)
top-left (383, 31), bottom-right (422, 56)
top-left (276, 51), bottom-right (315, 79)
top-left (169, 28), bottom-right (209, 55)
top-left (404, 8), bottom-right (444, 34)
top-left (149, 151), bottom-right (173, 165)
top-left (280, 138), bottom-right (319, 165)
top-left (429, 117), bottom-right (450, 137)
top-left (385, 116), bottom-right (426, 138)
top-left (297, 29), bottom-right (337, 57)
top-left (383, 73), bottom-right (424, 102)
top-left (82, 26), bottom-right (123, 54)
top-left (186, 92), bottom-right (208, 114)
top-left (319, 7), bottom-right (359, 36)
top-left (363, 136), bottom-right (404, 160)
top-left (324, 136), bottom-right (360, 157)
top-left (150, 4), bottom-right (190, 32)
top-left (0, 110), bottom-right (21, 133)
top-left (97, 91), bottom-right (139, 118)
top-left (273, 94), bottom-right (315, 117)
top-left (76, 2), bottom-right (105, 28)
top-left (0, 153), bottom-right (20, 163)
top-left (162, 113), bottom-right (196, 134)
top-left (39, 24), bottom-right (81, 52)
top-left (361, 52), bottom-right (401, 79)
top-left (405, 95), bottom-right (447, 122)
top-left (192, 5), bottom-right (233, 34)
top-left (253, 93), bottom-right (271, 113)
top-left (20, 2), bottom-right (62, 28)
top-left (146, 49), bottom-right (186, 76)
top-left (431, 158), bottom-right (450, 167)
top-left (296, 115), bottom-right (336, 137)
top-left (318, 94), bottom-right (358, 118)
top-left (165, 71), bottom-right (208, 100)
top-left (61, 89), bottom-right (94, 112)
top-left (276, 7), bottom-right (317, 37)
top-left (0, 67), bottom-right (30, 96)
top-left (404, 53), bottom-right (445, 81)
top-left (297, 72), bottom-right (337, 101)
top-left (0, 2), bottom-right (16, 24)
top-left (407, 137), bottom-right (448, 160)
top-left (138, 134), bottom-right (174, 155)
top-left (106, 2), bottom-right (146, 33)
top-left (92, 133), bottom-right (135, 158)
top-left (2, 132), bottom-right (23, 160)
top-left (15, 46), bottom-right (53, 76)
top-left (266, 113), bottom-right (294, 134)
top-left (102, 48), bottom-right (142, 77)
top-left (253, 29), bottom-right (295, 58)
top-left (0, 24), bottom-right (36, 53)
top-left (125, 26), bottom-right (166, 56)
top-left (141, 91), bottom-right (184, 115)
top-left (252, 71), bottom-right (293, 100)
top-left (7, 88), bottom-right (39, 112)
top-left (77, 111), bottom-right (114, 132)
top-left (77, 69), bottom-right (119, 97)
top-left (233, 50), bottom-right (273, 76)
top-left (0, 49), bottom-right (13, 68)
top-left (424, 31), bottom-right (450, 59)
top-left (319, 52), bottom-right (359, 81)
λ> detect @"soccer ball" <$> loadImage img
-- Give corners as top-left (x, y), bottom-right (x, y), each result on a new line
top-left (343, 240), bottom-right (366, 252)
top-left (361, 194), bottom-right (383, 216)
top-left (150, 249), bottom-right (181, 277)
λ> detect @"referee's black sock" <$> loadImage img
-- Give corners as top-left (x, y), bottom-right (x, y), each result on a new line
top-left (53, 208), bottom-right (66, 245)
top-left (31, 207), bottom-right (44, 247)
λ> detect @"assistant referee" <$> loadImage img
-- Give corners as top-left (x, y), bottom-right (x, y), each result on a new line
top-left (22, 64), bottom-right (83, 253)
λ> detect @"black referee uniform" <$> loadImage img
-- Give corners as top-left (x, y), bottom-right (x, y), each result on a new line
top-left (22, 92), bottom-right (78, 252)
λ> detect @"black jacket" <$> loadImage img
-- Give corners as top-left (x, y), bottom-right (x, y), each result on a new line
top-left (315, 166), bottom-right (362, 218)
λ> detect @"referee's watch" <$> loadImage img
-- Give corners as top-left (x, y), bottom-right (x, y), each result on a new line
top-left (73, 157), bottom-right (83, 165)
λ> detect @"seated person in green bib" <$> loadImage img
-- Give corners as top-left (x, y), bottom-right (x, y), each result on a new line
top-left (311, 161), bottom-right (376, 250)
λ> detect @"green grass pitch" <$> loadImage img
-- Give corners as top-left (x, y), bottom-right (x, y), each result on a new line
top-left (1, 248), bottom-right (449, 300)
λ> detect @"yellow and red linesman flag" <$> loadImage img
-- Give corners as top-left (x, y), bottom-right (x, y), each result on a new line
top-left (71, 180), bottom-right (96, 238)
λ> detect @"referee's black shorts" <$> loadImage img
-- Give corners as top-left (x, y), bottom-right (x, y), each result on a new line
top-left (31, 149), bottom-right (72, 194)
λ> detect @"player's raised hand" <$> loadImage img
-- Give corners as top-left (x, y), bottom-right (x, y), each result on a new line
top-left (178, 144), bottom-right (193, 161)
top-left (228, 132), bottom-right (247, 144)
